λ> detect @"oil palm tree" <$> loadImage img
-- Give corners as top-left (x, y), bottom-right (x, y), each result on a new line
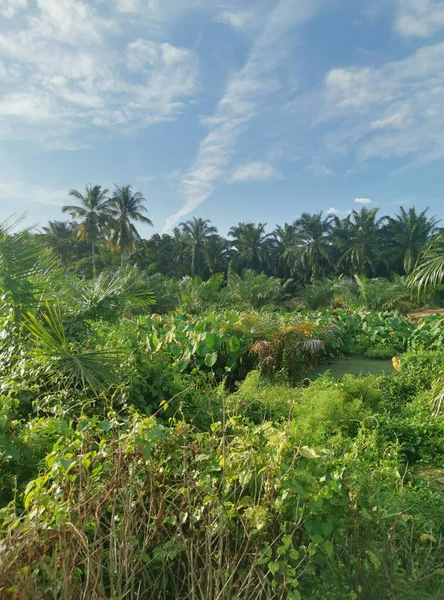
top-left (40, 220), bottom-right (77, 267)
top-left (204, 234), bottom-right (233, 274)
top-left (291, 212), bottom-right (333, 280)
top-left (409, 232), bottom-right (444, 293)
top-left (228, 222), bottom-right (273, 272)
top-left (109, 185), bottom-right (153, 268)
top-left (62, 185), bottom-right (111, 277)
top-left (271, 223), bottom-right (297, 277)
top-left (385, 207), bottom-right (438, 274)
top-left (179, 217), bottom-right (217, 277)
top-left (340, 208), bottom-right (386, 277)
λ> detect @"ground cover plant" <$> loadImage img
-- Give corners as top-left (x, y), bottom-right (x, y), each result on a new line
top-left (1, 217), bottom-right (444, 599)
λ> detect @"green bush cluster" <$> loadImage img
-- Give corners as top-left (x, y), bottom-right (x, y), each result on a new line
top-left (0, 219), bottom-right (444, 599)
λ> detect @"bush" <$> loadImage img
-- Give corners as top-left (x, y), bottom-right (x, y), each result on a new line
top-left (379, 349), bottom-right (444, 412)
top-left (2, 415), bottom-right (444, 600)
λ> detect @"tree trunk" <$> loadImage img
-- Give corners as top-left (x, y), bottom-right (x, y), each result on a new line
top-left (121, 249), bottom-right (125, 268)
top-left (92, 240), bottom-right (96, 279)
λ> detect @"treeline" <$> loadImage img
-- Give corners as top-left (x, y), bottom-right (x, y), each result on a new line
top-left (38, 183), bottom-right (442, 283)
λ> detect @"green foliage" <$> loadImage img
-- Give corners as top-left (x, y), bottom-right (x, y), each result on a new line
top-left (2, 415), bottom-right (444, 600)
top-left (1, 217), bottom-right (444, 600)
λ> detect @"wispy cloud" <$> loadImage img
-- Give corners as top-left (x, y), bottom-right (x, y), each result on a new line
top-left (0, 181), bottom-right (66, 207)
top-left (395, 0), bottom-right (444, 38)
top-left (0, 0), bottom-right (198, 146)
top-left (163, 0), bottom-right (321, 231)
top-left (0, 0), bottom-right (27, 18)
top-left (213, 10), bottom-right (254, 31)
top-left (227, 161), bottom-right (283, 183)
top-left (355, 198), bottom-right (372, 204)
top-left (314, 42), bottom-right (444, 168)
top-left (308, 161), bottom-right (333, 177)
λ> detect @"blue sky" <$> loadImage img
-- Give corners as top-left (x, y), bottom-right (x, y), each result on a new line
top-left (1, 0), bottom-right (444, 237)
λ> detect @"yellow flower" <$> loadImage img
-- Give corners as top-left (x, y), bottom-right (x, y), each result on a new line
top-left (392, 356), bottom-right (401, 372)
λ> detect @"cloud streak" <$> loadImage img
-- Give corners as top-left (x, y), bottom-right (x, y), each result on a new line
top-left (227, 161), bottom-right (283, 183)
top-left (163, 0), bottom-right (321, 231)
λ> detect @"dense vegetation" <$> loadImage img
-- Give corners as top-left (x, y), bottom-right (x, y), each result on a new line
top-left (1, 195), bottom-right (444, 599)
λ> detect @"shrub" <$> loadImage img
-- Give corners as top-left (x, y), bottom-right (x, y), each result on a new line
top-left (2, 415), bottom-right (444, 600)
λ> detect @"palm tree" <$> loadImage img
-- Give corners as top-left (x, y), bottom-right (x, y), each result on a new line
top-left (409, 232), bottom-right (444, 293)
top-left (179, 217), bottom-right (217, 277)
top-left (62, 185), bottom-right (111, 277)
top-left (385, 207), bottom-right (438, 274)
top-left (271, 223), bottom-right (297, 277)
top-left (340, 208), bottom-right (386, 277)
top-left (290, 212), bottom-right (333, 280)
top-left (204, 234), bottom-right (233, 275)
top-left (40, 220), bottom-right (78, 267)
top-left (109, 185), bottom-right (153, 268)
top-left (228, 222), bottom-right (273, 272)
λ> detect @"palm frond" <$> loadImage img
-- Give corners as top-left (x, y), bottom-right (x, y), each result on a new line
top-left (24, 302), bottom-right (119, 394)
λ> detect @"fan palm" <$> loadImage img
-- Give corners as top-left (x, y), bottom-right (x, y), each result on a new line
top-left (179, 217), bottom-right (217, 276)
top-left (385, 207), bottom-right (438, 274)
top-left (228, 222), bottom-right (273, 272)
top-left (109, 185), bottom-right (153, 268)
top-left (62, 185), bottom-right (112, 277)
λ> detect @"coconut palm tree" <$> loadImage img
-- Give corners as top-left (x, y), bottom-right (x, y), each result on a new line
top-left (179, 217), bottom-right (217, 277)
top-left (40, 220), bottom-right (78, 267)
top-left (62, 185), bottom-right (111, 277)
top-left (340, 208), bottom-right (386, 277)
top-left (385, 207), bottom-right (438, 274)
top-left (228, 222), bottom-right (273, 272)
top-left (108, 185), bottom-right (153, 268)
top-left (290, 212), bottom-right (333, 280)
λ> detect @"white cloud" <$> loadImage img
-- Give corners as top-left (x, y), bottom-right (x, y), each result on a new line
top-left (355, 198), bottom-right (372, 204)
top-left (0, 181), bottom-right (66, 207)
top-left (395, 0), bottom-right (444, 38)
top-left (163, 0), bottom-right (321, 231)
top-left (0, 0), bottom-right (27, 18)
top-left (213, 11), bottom-right (254, 31)
top-left (326, 206), bottom-right (338, 215)
top-left (0, 3), bottom-right (198, 145)
top-left (308, 162), bottom-right (333, 176)
top-left (227, 161), bottom-right (283, 183)
top-left (316, 42), bottom-right (444, 167)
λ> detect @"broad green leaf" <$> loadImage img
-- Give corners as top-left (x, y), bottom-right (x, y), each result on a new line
top-left (204, 352), bottom-right (218, 367)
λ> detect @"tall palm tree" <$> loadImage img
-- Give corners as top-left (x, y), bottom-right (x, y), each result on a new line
top-left (109, 185), bottom-right (153, 268)
top-left (228, 222), bottom-right (273, 272)
top-left (385, 207), bottom-right (438, 274)
top-left (291, 212), bottom-right (333, 280)
top-left (179, 217), bottom-right (217, 277)
top-left (40, 220), bottom-right (77, 267)
top-left (204, 234), bottom-right (233, 275)
top-left (62, 185), bottom-right (111, 277)
top-left (340, 208), bottom-right (386, 277)
top-left (271, 223), bottom-right (297, 277)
